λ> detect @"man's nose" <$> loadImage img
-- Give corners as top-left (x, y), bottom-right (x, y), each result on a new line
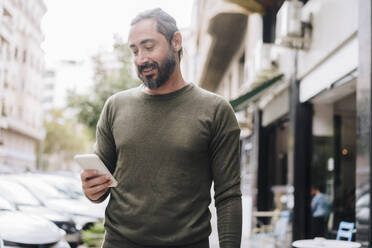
top-left (136, 52), bottom-right (150, 65)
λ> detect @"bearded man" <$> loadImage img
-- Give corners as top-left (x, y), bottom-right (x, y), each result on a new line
top-left (80, 8), bottom-right (242, 248)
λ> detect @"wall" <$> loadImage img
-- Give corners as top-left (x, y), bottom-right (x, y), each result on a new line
top-left (298, 0), bottom-right (358, 102)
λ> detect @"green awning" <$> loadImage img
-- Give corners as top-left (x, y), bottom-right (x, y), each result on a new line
top-left (230, 74), bottom-right (284, 112)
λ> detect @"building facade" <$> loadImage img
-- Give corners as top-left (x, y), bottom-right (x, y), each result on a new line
top-left (43, 59), bottom-right (93, 114)
top-left (186, 0), bottom-right (372, 246)
top-left (0, 0), bottom-right (46, 172)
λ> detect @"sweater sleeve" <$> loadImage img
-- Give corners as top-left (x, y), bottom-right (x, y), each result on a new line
top-left (91, 96), bottom-right (118, 203)
top-left (209, 99), bottom-right (242, 247)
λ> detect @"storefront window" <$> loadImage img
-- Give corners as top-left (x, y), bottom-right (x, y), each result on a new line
top-left (310, 93), bottom-right (356, 239)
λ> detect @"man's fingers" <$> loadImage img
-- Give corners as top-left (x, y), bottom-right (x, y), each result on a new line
top-left (91, 188), bottom-right (110, 201)
top-left (80, 170), bottom-right (98, 181)
top-left (80, 169), bottom-right (112, 201)
top-left (85, 180), bottom-right (112, 196)
top-left (84, 174), bottom-right (110, 189)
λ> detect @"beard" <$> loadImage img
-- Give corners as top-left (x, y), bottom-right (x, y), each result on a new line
top-left (137, 48), bottom-right (176, 90)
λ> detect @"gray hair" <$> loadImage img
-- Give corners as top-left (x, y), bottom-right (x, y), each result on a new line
top-left (131, 8), bottom-right (183, 61)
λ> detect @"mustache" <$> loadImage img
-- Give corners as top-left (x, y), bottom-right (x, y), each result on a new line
top-left (138, 62), bottom-right (159, 73)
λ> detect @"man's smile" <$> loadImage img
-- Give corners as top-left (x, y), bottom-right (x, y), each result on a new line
top-left (139, 63), bottom-right (158, 76)
top-left (142, 67), bottom-right (157, 76)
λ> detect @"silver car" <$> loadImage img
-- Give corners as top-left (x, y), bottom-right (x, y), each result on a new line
top-left (0, 179), bottom-right (81, 247)
top-left (2, 175), bottom-right (102, 230)
top-left (32, 172), bottom-right (108, 211)
top-left (0, 197), bottom-right (70, 248)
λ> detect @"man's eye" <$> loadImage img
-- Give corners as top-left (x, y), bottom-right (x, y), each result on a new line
top-left (132, 50), bottom-right (138, 56)
top-left (145, 46), bottom-right (153, 51)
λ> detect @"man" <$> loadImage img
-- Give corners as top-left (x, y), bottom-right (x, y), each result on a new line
top-left (310, 185), bottom-right (331, 238)
top-left (80, 8), bottom-right (242, 248)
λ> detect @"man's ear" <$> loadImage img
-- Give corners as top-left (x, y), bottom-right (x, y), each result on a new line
top-left (172, 31), bottom-right (182, 53)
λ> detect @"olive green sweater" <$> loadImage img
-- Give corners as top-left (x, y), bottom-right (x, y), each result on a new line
top-left (94, 83), bottom-right (242, 247)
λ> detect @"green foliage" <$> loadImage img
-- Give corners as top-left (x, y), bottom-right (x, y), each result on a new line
top-left (68, 37), bottom-right (141, 138)
top-left (42, 108), bottom-right (92, 170)
top-left (82, 221), bottom-right (105, 247)
top-left (43, 109), bottom-right (91, 155)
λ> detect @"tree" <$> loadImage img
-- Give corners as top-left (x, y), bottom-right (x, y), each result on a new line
top-left (68, 37), bottom-right (141, 138)
top-left (42, 109), bottom-right (92, 170)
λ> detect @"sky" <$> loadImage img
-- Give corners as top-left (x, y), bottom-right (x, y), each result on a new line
top-left (41, 0), bottom-right (194, 63)
top-left (40, 0), bottom-right (194, 103)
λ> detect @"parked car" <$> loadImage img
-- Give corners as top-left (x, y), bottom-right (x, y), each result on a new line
top-left (0, 179), bottom-right (82, 247)
top-left (37, 173), bottom-right (85, 199)
top-left (31, 172), bottom-right (109, 211)
top-left (1, 175), bottom-right (102, 230)
top-left (0, 196), bottom-right (70, 248)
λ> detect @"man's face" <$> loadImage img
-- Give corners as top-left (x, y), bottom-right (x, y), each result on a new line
top-left (129, 19), bottom-right (176, 89)
top-left (311, 188), bottom-right (316, 196)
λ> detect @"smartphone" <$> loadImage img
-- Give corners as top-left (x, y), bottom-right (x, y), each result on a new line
top-left (74, 154), bottom-right (118, 187)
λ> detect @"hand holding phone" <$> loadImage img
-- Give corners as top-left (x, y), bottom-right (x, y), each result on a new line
top-left (74, 154), bottom-right (118, 187)
top-left (80, 170), bottom-right (112, 201)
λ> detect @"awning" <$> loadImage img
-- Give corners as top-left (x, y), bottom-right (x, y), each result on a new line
top-left (230, 74), bottom-right (284, 111)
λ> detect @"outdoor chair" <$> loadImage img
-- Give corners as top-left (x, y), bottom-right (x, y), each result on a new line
top-left (336, 221), bottom-right (355, 241)
top-left (250, 210), bottom-right (291, 248)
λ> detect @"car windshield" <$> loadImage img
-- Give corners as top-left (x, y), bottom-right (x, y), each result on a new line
top-left (0, 197), bottom-right (13, 211)
top-left (16, 177), bottom-right (69, 200)
top-left (41, 176), bottom-right (84, 199)
top-left (0, 180), bottom-right (41, 207)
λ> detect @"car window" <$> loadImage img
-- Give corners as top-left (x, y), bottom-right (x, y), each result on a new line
top-left (38, 175), bottom-right (84, 198)
top-left (0, 180), bottom-right (41, 206)
top-left (0, 196), bottom-right (13, 211)
top-left (51, 178), bottom-right (84, 198)
top-left (16, 178), bottom-right (68, 200)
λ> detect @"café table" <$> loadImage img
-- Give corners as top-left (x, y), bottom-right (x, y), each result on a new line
top-left (292, 238), bottom-right (361, 248)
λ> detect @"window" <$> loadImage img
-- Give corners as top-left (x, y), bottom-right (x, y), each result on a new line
top-left (29, 54), bottom-right (33, 68)
top-left (44, 70), bottom-right (55, 78)
top-left (238, 53), bottom-right (245, 88)
top-left (6, 45), bottom-right (11, 61)
top-left (43, 96), bottom-right (53, 103)
top-left (44, 83), bottom-right (54, 90)
top-left (18, 106), bottom-right (23, 120)
top-left (22, 50), bottom-right (27, 63)
top-left (1, 100), bottom-right (6, 117)
top-left (263, 9), bottom-right (276, 43)
top-left (14, 47), bottom-right (18, 60)
top-left (3, 70), bottom-right (8, 88)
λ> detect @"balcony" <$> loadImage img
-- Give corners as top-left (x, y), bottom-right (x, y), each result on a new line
top-left (1, 116), bottom-right (45, 141)
top-left (0, 7), bottom-right (13, 41)
top-left (197, 1), bottom-right (248, 91)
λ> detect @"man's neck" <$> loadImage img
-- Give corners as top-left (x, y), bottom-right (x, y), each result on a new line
top-left (142, 68), bottom-right (187, 95)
